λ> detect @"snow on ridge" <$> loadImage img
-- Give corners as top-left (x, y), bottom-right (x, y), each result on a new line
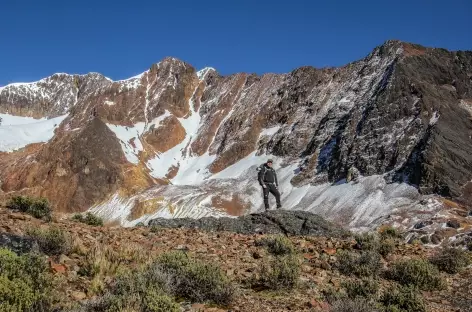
top-left (0, 113), bottom-right (67, 152)
top-left (197, 67), bottom-right (216, 80)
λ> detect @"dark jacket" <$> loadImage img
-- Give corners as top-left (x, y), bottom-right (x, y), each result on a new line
top-left (258, 164), bottom-right (278, 186)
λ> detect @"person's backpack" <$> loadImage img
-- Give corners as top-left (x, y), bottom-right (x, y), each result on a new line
top-left (256, 164), bottom-right (267, 182)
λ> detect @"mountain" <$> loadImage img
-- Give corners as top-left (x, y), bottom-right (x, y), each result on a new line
top-left (1, 40), bottom-right (472, 231)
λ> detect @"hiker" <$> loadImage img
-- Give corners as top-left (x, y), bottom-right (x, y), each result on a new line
top-left (258, 159), bottom-right (282, 210)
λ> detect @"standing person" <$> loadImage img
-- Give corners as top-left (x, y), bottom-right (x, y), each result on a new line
top-left (258, 159), bottom-right (282, 210)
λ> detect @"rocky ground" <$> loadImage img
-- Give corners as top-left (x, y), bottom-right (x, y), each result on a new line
top-left (1, 207), bottom-right (471, 312)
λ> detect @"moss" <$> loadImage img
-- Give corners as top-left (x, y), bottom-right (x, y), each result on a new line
top-left (386, 259), bottom-right (444, 291)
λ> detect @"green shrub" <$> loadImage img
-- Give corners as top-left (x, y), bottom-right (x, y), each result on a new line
top-left (386, 259), bottom-right (444, 290)
top-left (322, 285), bottom-right (347, 304)
top-left (337, 251), bottom-right (382, 277)
top-left (379, 227), bottom-right (401, 240)
top-left (379, 238), bottom-right (396, 257)
top-left (256, 254), bottom-right (300, 290)
top-left (331, 298), bottom-right (379, 312)
top-left (355, 233), bottom-right (380, 251)
top-left (156, 251), bottom-right (234, 305)
top-left (342, 278), bottom-right (379, 299)
top-left (380, 285), bottom-right (425, 312)
top-left (429, 247), bottom-right (471, 274)
top-left (255, 235), bottom-right (295, 256)
top-left (7, 196), bottom-right (51, 220)
top-left (72, 213), bottom-right (103, 226)
top-left (143, 289), bottom-right (180, 312)
top-left (27, 227), bottom-right (72, 256)
top-left (0, 248), bottom-right (53, 311)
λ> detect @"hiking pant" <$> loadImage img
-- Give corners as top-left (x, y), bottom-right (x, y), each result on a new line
top-left (262, 183), bottom-right (281, 210)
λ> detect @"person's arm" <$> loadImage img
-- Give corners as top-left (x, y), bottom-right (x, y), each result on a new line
top-left (275, 170), bottom-right (279, 187)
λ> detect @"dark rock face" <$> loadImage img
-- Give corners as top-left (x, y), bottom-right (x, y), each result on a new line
top-left (446, 219), bottom-right (461, 229)
top-left (148, 210), bottom-right (348, 237)
top-left (0, 232), bottom-right (38, 254)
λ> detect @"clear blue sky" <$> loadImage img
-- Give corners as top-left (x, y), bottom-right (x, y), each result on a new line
top-left (1, 0), bottom-right (471, 86)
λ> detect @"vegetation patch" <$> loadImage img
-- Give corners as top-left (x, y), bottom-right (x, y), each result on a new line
top-left (342, 278), bottom-right (379, 300)
top-left (27, 226), bottom-right (72, 256)
top-left (386, 259), bottom-right (444, 291)
top-left (0, 248), bottom-right (54, 311)
top-left (255, 235), bottom-right (295, 256)
top-left (337, 250), bottom-right (382, 277)
top-left (255, 254), bottom-right (301, 290)
top-left (380, 285), bottom-right (426, 312)
top-left (72, 212), bottom-right (104, 227)
top-left (331, 298), bottom-right (378, 312)
top-left (7, 196), bottom-right (51, 220)
top-left (429, 247), bottom-right (471, 274)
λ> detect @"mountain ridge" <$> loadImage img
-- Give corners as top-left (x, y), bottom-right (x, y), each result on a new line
top-left (1, 40), bottom-right (471, 232)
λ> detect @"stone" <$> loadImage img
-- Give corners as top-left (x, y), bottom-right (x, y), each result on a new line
top-left (59, 254), bottom-right (72, 264)
top-left (71, 291), bottom-right (87, 300)
top-left (430, 234), bottom-right (442, 245)
top-left (50, 263), bottom-right (67, 274)
top-left (446, 220), bottom-right (461, 229)
top-left (0, 232), bottom-right (38, 254)
top-left (414, 220), bottom-right (433, 229)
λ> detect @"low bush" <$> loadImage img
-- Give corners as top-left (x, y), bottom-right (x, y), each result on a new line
top-left (429, 247), bottom-right (471, 274)
top-left (379, 226), bottom-right (401, 240)
top-left (331, 298), bottom-right (379, 312)
top-left (27, 227), bottom-right (72, 256)
top-left (82, 251), bottom-right (233, 311)
top-left (255, 235), bottom-right (295, 256)
top-left (7, 196), bottom-right (51, 220)
top-left (156, 251), bottom-right (234, 305)
top-left (379, 238), bottom-right (396, 257)
top-left (255, 254), bottom-right (300, 290)
top-left (354, 233), bottom-right (380, 251)
top-left (380, 285), bottom-right (425, 312)
top-left (72, 212), bottom-right (104, 226)
top-left (0, 248), bottom-right (53, 311)
top-left (342, 278), bottom-right (379, 300)
top-left (337, 251), bottom-right (382, 277)
top-left (386, 259), bottom-right (444, 291)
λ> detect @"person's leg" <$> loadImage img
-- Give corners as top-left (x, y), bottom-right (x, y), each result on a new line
top-left (269, 184), bottom-right (282, 208)
top-left (263, 186), bottom-right (270, 210)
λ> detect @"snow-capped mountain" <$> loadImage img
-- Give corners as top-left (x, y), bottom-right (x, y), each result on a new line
top-left (1, 40), bottom-right (472, 230)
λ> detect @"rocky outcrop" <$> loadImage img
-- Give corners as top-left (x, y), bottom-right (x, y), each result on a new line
top-left (148, 210), bottom-right (348, 237)
top-left (0, 232), bottom-right (38, 254)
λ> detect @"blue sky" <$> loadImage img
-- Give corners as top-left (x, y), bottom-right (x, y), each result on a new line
top-left (1, 0), bottom-right (471, 86)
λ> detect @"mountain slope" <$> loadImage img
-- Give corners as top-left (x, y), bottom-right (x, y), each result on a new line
top-left (1, 40), bottom-right (471, 228)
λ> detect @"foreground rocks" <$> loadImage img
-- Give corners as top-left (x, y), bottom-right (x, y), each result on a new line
top-left (148, 210), bottom-right (348, 237)
top-left (0, 232), bottom-right (38, 254)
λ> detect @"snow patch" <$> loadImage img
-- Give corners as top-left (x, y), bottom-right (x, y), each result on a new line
top-left (106, 123), bottom-right (145, 164)
top-left (197, 67), bottom-right (215, 80)
top-left (429, 111), bottom-right (440, 125)
top-left (0, 114), bottom-right (67, 152)
top-left (259, 126), bottom-right (281, 138)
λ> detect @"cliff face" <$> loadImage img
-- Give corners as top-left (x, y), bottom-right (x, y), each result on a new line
top-left (1, 41), bottom-right (471, 226)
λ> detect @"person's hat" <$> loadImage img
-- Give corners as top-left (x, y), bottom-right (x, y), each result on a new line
top-left (267, 159), bottom-right (274, 163)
